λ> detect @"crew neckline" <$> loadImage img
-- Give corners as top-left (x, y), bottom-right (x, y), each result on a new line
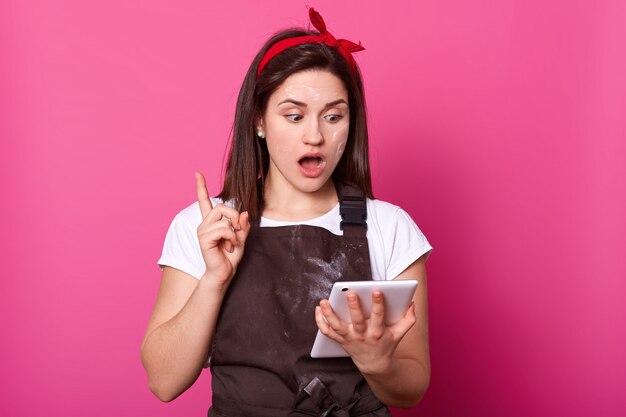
top-left (260, 202), bottom-right (340, 225)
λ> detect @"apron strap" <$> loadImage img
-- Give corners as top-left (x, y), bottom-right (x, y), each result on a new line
top-left (337, 184), bottom-right (367, 238)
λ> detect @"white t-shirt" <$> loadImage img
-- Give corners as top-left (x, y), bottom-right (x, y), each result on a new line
top-left (158, 198), bottom-right (432, 281)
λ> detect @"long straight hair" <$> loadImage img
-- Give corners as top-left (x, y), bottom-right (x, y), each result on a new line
top-left (218, 29), bottom-right (373, 220)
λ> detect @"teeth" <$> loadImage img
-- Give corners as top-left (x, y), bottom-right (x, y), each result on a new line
top-left (317, 158), bottom-right (322, 167)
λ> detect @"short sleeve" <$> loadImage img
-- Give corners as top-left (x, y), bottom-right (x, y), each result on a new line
top-left (157, 209), bottom-right (205, 279)
top-left (384, 208), bottom-right (433, 280)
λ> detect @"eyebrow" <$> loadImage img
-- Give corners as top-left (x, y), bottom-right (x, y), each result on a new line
top-left (277, 98), bottom-right (348, 108)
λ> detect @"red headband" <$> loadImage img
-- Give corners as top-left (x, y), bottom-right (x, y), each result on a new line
top-left (257, 8), bottom-right (365, 77)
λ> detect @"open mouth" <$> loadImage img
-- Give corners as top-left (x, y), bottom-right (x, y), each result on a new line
top-left (298, 156), bottom-right (324, 169)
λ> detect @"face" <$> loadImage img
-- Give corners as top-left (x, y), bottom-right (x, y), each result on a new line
top-left (258, 69), bottom-right (350, 196)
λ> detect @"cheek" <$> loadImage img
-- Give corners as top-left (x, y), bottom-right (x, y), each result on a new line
top-left (265, 124), bottom-right (293, 155)
top-left (335, 141), bottom-right (346, 160)
top-left (268, 141), bottom-right (289, 159)
top-left (328, 125), bottom-right (349, 159)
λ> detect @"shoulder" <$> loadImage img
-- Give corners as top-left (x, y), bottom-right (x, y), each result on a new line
top-left (366, 198), bottom-right (416, 232)
top-left (365, 198), bottom-right (432, 279)
top-left (177, 201), bottom-right (201, 227)
top-left (366, 198), bottom-right (403, 216)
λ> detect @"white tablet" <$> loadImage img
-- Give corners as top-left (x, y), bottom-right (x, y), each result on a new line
top-left (310, 280), bottom-right (418, 358)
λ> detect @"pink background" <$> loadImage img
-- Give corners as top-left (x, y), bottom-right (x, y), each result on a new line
top-left (2, 0), bottom-right (625, 416)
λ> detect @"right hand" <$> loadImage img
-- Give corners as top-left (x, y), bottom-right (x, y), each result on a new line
top-left (195, 172), bottom-right (251, 287)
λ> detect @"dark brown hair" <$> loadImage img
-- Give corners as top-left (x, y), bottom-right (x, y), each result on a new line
top-left (218, 29), bottom-right (373, 220)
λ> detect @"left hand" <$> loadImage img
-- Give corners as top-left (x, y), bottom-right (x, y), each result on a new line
top-left (314, 290), bottom-right (417, 375)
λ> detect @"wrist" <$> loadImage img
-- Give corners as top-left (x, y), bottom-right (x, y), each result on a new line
top-left (355, 355), bottom-right (394, 378)
top-left (198, 271), bottom-right (232, 295)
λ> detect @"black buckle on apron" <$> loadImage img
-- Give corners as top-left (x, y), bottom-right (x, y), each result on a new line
top-left (290, 377), bottom-right (386, 417)
top-left (339, 195), bottom-right (367, 230)
top-left (291, 377), bottom-right (357, 417)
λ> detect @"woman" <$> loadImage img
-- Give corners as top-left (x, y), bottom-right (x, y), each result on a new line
top-left (141, 8), bottom-right (432, 416)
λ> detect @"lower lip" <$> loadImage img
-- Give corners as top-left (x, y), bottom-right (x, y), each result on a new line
top-left (299, 160), bottom-right (326, 178)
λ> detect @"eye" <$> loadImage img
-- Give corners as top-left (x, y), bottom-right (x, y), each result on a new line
top-left (285, 114), bottom-right (303, 122)
top-left (324, 114), bottom-right (343, 123)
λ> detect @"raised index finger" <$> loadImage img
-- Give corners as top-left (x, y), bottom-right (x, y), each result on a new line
top-left (195, 172), bottom-right (213, 218)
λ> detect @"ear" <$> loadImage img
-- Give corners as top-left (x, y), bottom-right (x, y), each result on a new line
top-left (255, 117), bottom-right (264, 132)
top-left (254, 117), bottom-right (265, 139)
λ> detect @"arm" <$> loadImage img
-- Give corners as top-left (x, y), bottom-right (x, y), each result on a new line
top-left (359, 257), bottom-right (430, 407)
top-left (315, 255), bottom-right (430, 408)
top-left (141, 172), bottom-right (251, 402)
top-left (140, 267), bottom-right (228, 402)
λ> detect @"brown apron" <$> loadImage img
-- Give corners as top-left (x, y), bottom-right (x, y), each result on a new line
top-left (208, 186), bottom-right (391, 417)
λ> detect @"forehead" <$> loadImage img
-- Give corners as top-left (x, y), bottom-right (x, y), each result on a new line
top-left (268, 70), bottom-right (348, 105)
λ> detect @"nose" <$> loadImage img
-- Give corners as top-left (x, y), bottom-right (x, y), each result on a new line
top-left (303, 120), bottom-right (324, 145)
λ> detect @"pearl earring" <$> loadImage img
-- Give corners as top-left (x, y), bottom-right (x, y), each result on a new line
top-left (257, 130), bottom-right (265, 139)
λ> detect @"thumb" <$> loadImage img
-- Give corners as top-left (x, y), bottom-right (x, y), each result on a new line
top-left (390, 302), bottom-right (417, 340)
top-left (235, 211), bottom-right (251, 246)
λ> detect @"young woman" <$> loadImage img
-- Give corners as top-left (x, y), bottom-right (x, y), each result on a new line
top-left (141, 8), bottom-right (432, 416)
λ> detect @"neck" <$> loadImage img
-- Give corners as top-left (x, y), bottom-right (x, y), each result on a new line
top-left (262, 179), bottom-right (339, 221)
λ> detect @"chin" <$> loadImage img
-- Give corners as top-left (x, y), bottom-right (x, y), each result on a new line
top-left (294, 177), bottom-right (333, 194)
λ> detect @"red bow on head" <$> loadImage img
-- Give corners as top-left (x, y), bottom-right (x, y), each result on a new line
top-left (257, 8), bottom-right (365, 77)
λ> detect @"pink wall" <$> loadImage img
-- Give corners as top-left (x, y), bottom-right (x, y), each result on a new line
top-left (2, 1), bottom-right (625, 416)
